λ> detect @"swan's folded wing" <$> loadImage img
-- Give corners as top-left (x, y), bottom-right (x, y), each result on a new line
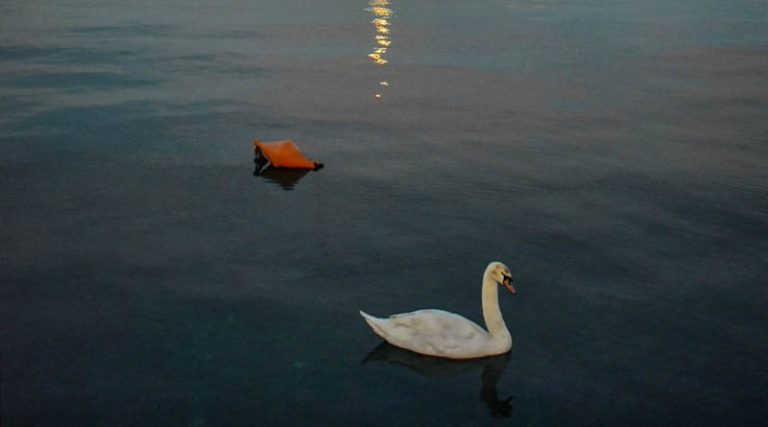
top-left (362, 309), bottom-right (494, 358)
top-left (388, 310), bottom-right (489, 342)
top-left (389, 309), bottom-right (479, 328)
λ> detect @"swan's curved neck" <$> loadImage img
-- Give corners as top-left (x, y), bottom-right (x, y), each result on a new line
top-left (482, 266), bottom-right (510, 340)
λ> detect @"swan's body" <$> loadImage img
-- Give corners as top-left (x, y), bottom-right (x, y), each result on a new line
top-left (360, 262), bottom-right (516, 359)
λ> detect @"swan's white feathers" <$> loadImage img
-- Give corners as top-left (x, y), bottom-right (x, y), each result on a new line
top-left (360, 261), bottom-right (514, 359)
top-left (360, 309), bottom-right (493, 359)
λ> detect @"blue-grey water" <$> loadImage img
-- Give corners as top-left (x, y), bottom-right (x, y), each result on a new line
top-left (2, 0), bottom-right (767, 425)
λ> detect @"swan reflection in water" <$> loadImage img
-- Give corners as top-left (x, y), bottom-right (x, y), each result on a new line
top-left (363, 342), bottom-right (514, 418)
top-left (253, 165), bottom-right (309, 191)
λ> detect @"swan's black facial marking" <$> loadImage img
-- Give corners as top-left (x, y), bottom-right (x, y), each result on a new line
top-left (501, 273), bottom-right (516, 295)
top-left (490, 263), bottom-right (515, 294)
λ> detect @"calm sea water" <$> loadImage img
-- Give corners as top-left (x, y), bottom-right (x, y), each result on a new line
top-left (2, 0), bottom-right (767, 425)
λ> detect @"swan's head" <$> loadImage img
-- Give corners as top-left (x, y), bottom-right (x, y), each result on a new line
top-left (489, 262), bottom-right (516, 295)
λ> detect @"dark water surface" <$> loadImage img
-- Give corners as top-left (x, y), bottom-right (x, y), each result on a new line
top-left (2, 0), bottom-right (767, 425)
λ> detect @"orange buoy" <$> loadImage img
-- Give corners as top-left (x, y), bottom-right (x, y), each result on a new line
top-left (253, 139), bottom-right (323, 174)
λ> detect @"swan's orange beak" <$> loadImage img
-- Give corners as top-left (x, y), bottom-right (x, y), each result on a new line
top-left (503, 275), bottom-right (516, 295)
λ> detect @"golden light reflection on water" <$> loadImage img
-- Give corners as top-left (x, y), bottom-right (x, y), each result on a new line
top-left (367, 0), bottom-right (392, 99)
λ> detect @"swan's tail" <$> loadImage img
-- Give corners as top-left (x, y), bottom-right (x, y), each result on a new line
top-left (360, 310), bottom-right (388, 340)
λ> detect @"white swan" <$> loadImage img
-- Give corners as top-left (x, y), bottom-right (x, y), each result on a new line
top-left (360, 262), bottom-right (516, 359)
